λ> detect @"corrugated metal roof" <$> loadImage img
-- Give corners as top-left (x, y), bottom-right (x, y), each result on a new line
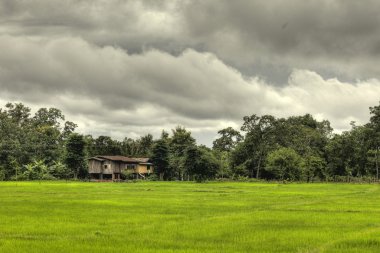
top-left (132, 157), bottom-right (150, 163)
top-left (92, 155), bottom-right (152, 163)
top-left (88, 157), bottom-right (105, 161)
top-left (96, 156), bottom-right (139, 162)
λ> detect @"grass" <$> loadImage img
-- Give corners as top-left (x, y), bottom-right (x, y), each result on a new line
top-left (0, 181), bottom-right (380, 252)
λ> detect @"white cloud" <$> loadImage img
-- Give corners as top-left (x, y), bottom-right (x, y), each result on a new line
top-left (0, 35), bottom-right (379, 145)
top-left (283, 69), bottom-right (380, 130)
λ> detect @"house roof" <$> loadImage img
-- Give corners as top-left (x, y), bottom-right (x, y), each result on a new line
top-left (89, 157), bottom-right (105, 161)
top-left (89, 155), bottom-right (150, 164)
top-left (139, 162), bottom-right (153, 165)
top-left (132, 157), bottom-right (150, 163)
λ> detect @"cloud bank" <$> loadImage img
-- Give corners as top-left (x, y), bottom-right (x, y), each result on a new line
top-left (0, 34), bottom-right (378, 144)
top-left (2, 0), bottom-right (380, 82)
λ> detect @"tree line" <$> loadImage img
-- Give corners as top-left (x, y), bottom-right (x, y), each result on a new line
top-left (0, 101), bottom-right (379, 182)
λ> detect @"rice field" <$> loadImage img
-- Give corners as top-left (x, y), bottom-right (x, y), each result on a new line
top-left (0, 181), bottom-right (379, 252)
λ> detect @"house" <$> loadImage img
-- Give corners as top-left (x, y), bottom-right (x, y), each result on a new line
top-left (88, 155), bottom-right (153, 180)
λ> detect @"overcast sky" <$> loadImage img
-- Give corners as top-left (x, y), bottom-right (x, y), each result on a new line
top-left (1, 0), bottom-right (380, 145)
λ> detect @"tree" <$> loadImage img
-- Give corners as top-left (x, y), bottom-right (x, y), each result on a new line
top-left (214, 150), bottom-right (232, 179)
top-left (276, 115), bottom-right (331, 157)
top-left (65, 134), bottom-right (87, 179)
top-left (213, 127), bottom-right (242, 179)
top-left (94, 136), bottom-right (122, 155)
top-left (326, 124), bottom-right (372, 179)
top-left (121, 137), bottom-right (140, 157)
top-left (213, 127), bottom-right (243, 152)
top-left (84, 135), bottom-right (96, 157)
top-left (184, 146), bottom-right (219, 182)
top-left (18, 159), bottom-right (54, 181)
top-left (49, 161), bottom-right (72, 179)
top-left (138, 134), bottom-right (154, 157)
top-left (62, 121), bottom-right (78, 140)
top-left (266, 147), bottom-right (303, 181)
top-left (4, 102), bottom-right (31, 126)
top-left (169, 126), bottom-right (196, 180)
top-left (151, 139), bottom-right (170, 180)
top-left (237, 114), bottom-right (277, 179)
top-left (301, 155), bottom-right (327, 182)
top-left (31, 107), bottom-right (67, 164)
top-left (369, 102), bottom-right (380, 180)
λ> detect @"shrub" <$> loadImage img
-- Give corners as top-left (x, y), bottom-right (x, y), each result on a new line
top-left (266, 147), bottom-right (303, 181)
top-left (146, 174), bottom-right (159, 181)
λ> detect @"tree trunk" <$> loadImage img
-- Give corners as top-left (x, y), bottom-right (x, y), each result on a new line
top-left (256, 155), bottom-right (262, 179)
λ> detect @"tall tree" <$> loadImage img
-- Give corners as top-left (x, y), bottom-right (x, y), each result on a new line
top-left (169, 126), bottom-right (196, 180)
top-left (301, 154), bottom-right (327, 182)
top-left (31, 107), bottom-right (67, 164)
top-left (94, 136), bottom-right (122, 155)
top-left (138, 134), bottom-right (154, 157)
top-left (65, 133), bottom-right (87, 179)
top-left (184, 145), bottom-right (219, 182)
top-left (151, 138), bottom-right (170, 180)
top-left (235, 114), bottom-right (277, 179)
top-left (266, 147), bottom-right (303, 181)
top-left (213, 127), bottom-right (242, 179)
top-left (369, 102), bottom-right (380, 180)
top-left (213, 127), bottom-right (243, 152)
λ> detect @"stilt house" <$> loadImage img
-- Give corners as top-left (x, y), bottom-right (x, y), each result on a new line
top-left (88, 156), bottom-right (153, 180)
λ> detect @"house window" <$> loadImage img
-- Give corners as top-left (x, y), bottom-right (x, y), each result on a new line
top-left (104, 164), bottom-right (108, 169)
top-left (127, 164), bottom-right (136, 170)
top-left (147, 165), bottom-right (151, 171)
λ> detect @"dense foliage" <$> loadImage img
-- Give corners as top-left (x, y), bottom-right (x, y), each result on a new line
top-left (0, 101), bottom-right (380, 181)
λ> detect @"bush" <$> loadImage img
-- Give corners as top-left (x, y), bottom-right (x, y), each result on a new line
top-left (49, 162), bottom-right (71, 179)
top-left (235, 175), bottom-right (249, 181)
top-left (41, 174), bottom-right (56, 180)
top-left (20, 160), bottom-right (54, 181)
top-left (122, 170), bottom-right (135, 180)
top-left (266, 147), bottom-right (303, 181)
top-left (146, 174), bottom-right (159, 181)
top-left (10, 174), bottom-right (27, 181)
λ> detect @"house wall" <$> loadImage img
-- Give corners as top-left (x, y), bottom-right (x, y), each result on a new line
top-left (120, 163), bottom-right (137, 173)
top-left (136, 164), bottom-right (153, 174)
top-left (89, 158), bottom-right (153, 176)
top-left (88, 160), bottom-right (102, 173)
top-left (102, 160), bottom-right (114, 174)
top-left (102, 161), bottom-right (127, 174)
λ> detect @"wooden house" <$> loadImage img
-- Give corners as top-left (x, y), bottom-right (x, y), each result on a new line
top-left (88, 155), bottom-right (153, 180)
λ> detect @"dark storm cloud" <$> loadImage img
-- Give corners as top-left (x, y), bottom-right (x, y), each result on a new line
top-left (180, 0), bottom-right (380, 81)
top-left (2, 0), bottom-right (380, 80)
top-left (0, 35), bottom-right (273, 122)
top-left (0, 35), bottom-right (378, 132)
top-left (1, 0), bottom-right (380, 144)
top-left (0, 0), bottom-right (183, 54)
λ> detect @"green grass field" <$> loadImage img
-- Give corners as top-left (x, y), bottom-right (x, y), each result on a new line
top-left (0, 182), bottom-right (380, 252)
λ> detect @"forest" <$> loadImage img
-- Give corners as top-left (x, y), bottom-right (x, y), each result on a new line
top-left (0, 101), bottom-right (379, 182)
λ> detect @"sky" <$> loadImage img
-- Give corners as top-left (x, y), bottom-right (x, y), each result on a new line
top-left (0, 0), bottom-right (380, 145)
